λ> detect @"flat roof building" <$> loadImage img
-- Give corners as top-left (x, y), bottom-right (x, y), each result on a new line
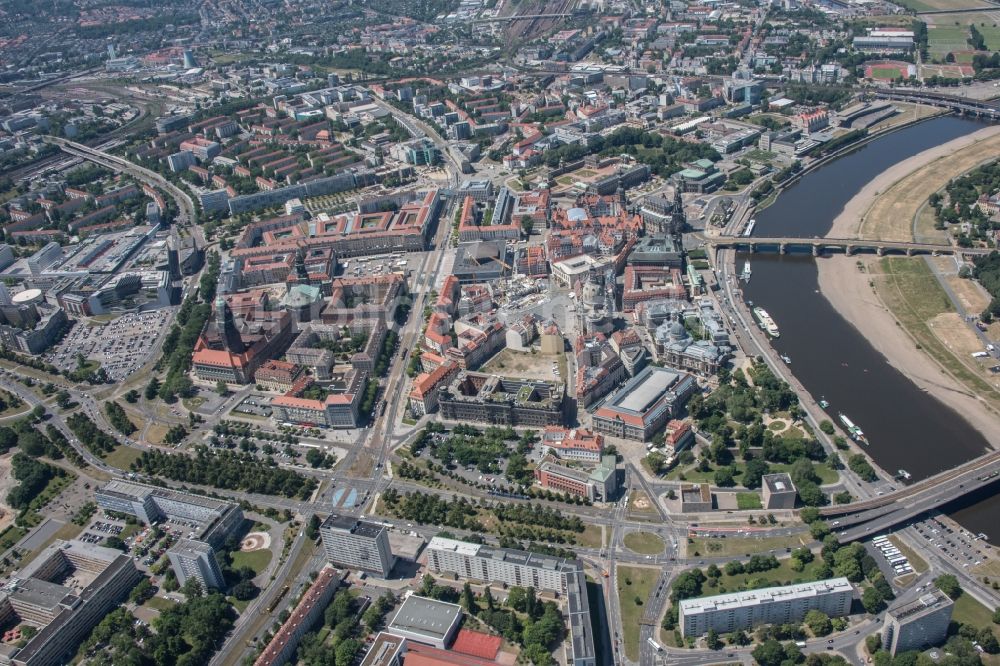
top-left (882, 590), bottom-right (954, 656)
top-left (387, 595), bottom-right (463, 650)
top-left (592, 366), bottom-right (697, 441)
top-left (426, 537), bottom-right (595, 666)
top-left (0, 540), bottom-right (142, 666)
top-left (319, 515), bottom-right (396, 577)
top-left (761, 473), bottom-right (797, 510)
top-left (679, 578), bottom-right (854, 637)
top-left (255, 566), bottom-right (343, 666)
top-left (95, 480), bottom-right (243, 590)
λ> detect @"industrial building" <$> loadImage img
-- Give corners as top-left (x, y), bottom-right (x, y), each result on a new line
top-left (426, 537), bottom-right (596, 666)
top-left (319, 515), bottom-right (396, 577)
top-left (881, 590), bottom-right (954, 656)
top-left (679, 578), bottom-right (854, 637)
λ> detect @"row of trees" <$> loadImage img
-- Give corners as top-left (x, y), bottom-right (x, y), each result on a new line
top-left (154, 251), bottom-right (221, 403)
top-left (104, 401), bottom-right (136, 436)
top-left (130, 447), bottom-right (318, 499)
top-left (66, 412), bottom-right (118, 456)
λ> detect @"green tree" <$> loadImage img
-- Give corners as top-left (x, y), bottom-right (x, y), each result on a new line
top-left (752, 639), bottom-right (788, 666)
top-left (215, 380), bottom-right (228, 396)
top-left (805, 609), bottom-right (832, 636)
top-left (934, 574), bottom-right (962, 599)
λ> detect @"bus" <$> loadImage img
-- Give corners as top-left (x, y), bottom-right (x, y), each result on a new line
top-left (647, 638), bottom-right (663, 652)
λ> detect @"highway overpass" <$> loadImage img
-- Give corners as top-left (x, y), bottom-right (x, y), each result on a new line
top-left (45, 136), bottom-right (197, 225)
top-left (818, 451), bottom-right (1000, 541)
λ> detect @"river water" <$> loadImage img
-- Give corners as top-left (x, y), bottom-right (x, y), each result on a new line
top-left (738, 115), bottom-right (998, 539)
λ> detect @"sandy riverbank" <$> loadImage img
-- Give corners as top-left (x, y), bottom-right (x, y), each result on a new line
top-left (828, 124), bottom-right (1000, 239)
top-left (816, 254), bottom-right (1000, 445)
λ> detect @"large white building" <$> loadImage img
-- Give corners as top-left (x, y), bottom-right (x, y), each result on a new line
top-left (425, 537), bottom-right (596, 666)
top-left (319, 515), bottom-right (396, 577)
top-left (679, 578), bottom-right (854, 637)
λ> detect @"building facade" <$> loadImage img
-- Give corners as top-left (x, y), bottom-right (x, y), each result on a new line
top-left (679, 578), bottom-right (854, 637)
top-left (319, 515), bottom-right (396, 577)
top-left (882, 591), bottom-right (954, 656)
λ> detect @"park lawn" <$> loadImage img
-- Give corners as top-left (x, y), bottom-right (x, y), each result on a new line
top-left (617, 566), bottom-right (661, 662)
top-left (144, 423), bottom-right (171, 446)
top-left (737, 493), bottom-right (763, 510)
top-left (697, 557), bottom-right (825, 598)
top-left (953, 593), bottom-right (1000, 641)
top-left (667, 460), bottom-right (838, 486)
top-left (623, 531), bottom-right (665, 555)
top-left (0, 526), bottom-right (26, 552)
top-left (142, 595), bottom-right (177, 612)
top-left (576, 524), bottom-right (605, 549)
top-left (687, 533), bottom-right (808, 558)
top-left (103, 445), bottom-right (143, 471)
top-left (230, 548), bottom-right (273, 575)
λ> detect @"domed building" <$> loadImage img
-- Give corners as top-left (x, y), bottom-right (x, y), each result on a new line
top-left (653, 313), bottom-right (728, 377)
top-left (578, 272), bottom-right (614, 336)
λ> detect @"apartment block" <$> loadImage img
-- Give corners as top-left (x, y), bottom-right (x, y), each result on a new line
top-left (426, 537), bottom-right (595, 666)
top-left (679, 578), bottom-right (854, 637)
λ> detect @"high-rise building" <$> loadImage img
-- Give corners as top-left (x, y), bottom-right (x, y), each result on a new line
top-left (167, 234), bottom-right (181, 282)
top-left (679, 578), bottom-right (854, 637)
top-left (182, 49), bottom-right (197, 68)
top-left (882, 590), bottom-right (954, 656)
top-left (425, 537), bottom-right (595, 666)
top-left (319, 515), bottom-right (395, 577)
top-left (168, 539), bottom-right (225, 590)
top-left (95, 480), bottom-right (243, 590)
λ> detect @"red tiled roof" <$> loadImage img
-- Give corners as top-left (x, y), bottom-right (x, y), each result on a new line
top-left (450, 630), bottom-right (501, 660)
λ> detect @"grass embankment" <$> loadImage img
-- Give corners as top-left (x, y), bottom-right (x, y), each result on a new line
top-left (876, 257), bottom-right (1000, 412)
top-left (687, 533), bottom-right (809, 558)
top-left (859, 131), bottom-right (1000, 242)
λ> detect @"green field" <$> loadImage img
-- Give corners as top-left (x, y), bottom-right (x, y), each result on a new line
top-left (688, 533), bottom-right (809, 558)
top-left (736, 493), bottom-right (763, 510)
top-left (872, 67), bottom-right (906, 79)
top-left (617, 566), bottom-right (661, 662)
top-left (230, 548), bottom-right (273, 574)
top-left (953, 593), bottom-right (1000, 641)
top-left (103, 445), bottom-right (143, 471)
top-left (623, 532), bottom-right (665, 555)
top-left (928, 25), bottom-right (971, 56)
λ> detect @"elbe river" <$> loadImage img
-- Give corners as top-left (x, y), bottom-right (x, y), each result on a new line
top-left (737, 115), bottom-right (998, 540)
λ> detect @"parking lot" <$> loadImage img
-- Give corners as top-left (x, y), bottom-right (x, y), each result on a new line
top-left (47, 310), bottom-right (172, 381)
top-left (913, 516), bottom-right (990, 569)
